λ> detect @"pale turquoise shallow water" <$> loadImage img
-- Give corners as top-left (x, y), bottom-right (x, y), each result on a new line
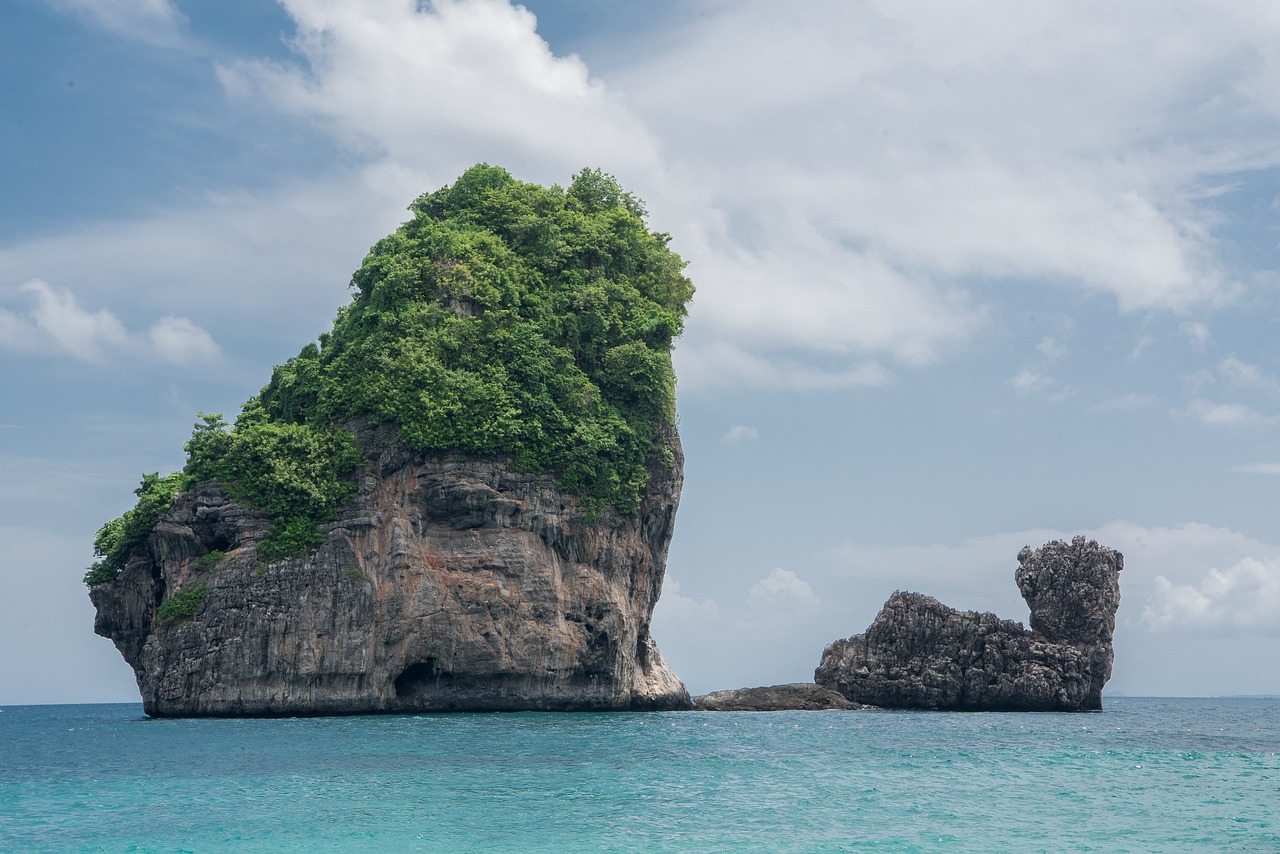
top-left (1, 698), bottom-right (1276, 852)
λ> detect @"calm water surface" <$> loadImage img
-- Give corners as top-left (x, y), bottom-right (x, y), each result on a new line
top-left (1, 698), bottom-right (1276, 852)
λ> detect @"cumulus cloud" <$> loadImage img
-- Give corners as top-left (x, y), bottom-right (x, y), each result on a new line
top-left (1143, 557), bottom-right (1280, 634)
top-left (217, 0), bottom-right (658, 185)
top-left (1180, 321), bottom-right (1211, 351)
top-left (207, 0), bottom-right (1276, 390)
top-left (721, 424), bottom-right (759, 443)
top-left (616, 0), bottom-right (1278, 315)
top-left (0, 167), bottom-right (414, 329)
top-left (1181, 398), bottom-right (1279, 427)
top-left (0, 280), bottom-right (219, 366)
top-left (1218, 355), bottom-right (1280, 394)
top-left (1236, 462), bottom-right (1280, 475)
top-left (675, 340), bottom-right (892, 392)
top-left (12, 0), bottom-right (1280, 392)
top-left (651, 578), bottom-right (719, 624)
top-left (748, 568), bottom-right (820, 610)
top-left (653, 570), bottom-right (835, 694)
top-left (1010, 368), bottom-right (1053, 395)
top-left (147, 316), bottom-right (221, 365)
top-left (1036, 336), bottom-right (1068, 360)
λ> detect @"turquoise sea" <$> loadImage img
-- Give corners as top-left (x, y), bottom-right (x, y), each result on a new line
top-left (1, 698), bottom-right (1276, 852)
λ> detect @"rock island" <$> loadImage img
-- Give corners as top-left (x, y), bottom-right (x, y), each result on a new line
top-left (816, 537), bottom-right (1122, 711)
top-left (87, 165), bottom-right (694, 716)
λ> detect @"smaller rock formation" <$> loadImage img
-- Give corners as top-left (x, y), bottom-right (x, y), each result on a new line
top-left (694, 683), bottom-right (865, 711)
top-left (815, 537), bottom-right (1122, 712)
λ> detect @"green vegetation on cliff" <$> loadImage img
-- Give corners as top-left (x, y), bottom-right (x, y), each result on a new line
top-left (156, 581), bottom-right (211, 623)
top-left (85, 165), bottom-right (693, 585)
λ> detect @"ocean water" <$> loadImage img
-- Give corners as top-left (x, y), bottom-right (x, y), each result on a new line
top-left (1, 698), bottom-right (1276, 853)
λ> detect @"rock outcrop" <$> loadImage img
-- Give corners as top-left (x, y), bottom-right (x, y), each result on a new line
top-left (694, 683), bottom-right (865, 711)
top-left (815, 537), bottom-right (1122, 711)
top-left (91, 423), bottom-right (691, 716)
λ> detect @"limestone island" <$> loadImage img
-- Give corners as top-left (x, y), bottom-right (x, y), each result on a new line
top-left (87, 165), bottom-right (694, 716)
top-left (697, 537), bottom-right (1122, 713)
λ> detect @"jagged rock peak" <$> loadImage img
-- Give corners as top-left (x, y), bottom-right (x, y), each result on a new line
top-left (814, 537), bottom-right (1122, 712)
top-left (1016, 536), bottom-right (1123, 646)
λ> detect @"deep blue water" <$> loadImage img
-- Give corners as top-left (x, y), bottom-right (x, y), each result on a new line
top-left (1, 698), bottom-right (1276, 852)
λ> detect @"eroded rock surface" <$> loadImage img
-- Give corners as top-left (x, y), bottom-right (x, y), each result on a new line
top-left (815, 537), bottom-right (1122, 712)
top-left (693, 683), bottom-right (865, 711)
top-left (91, 423), bottom-right (691, 716)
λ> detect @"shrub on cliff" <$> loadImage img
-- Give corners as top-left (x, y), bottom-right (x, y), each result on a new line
top-left (155, 581), bottom-right (210, 623)
top-left (85, 165), bottom-right (693, 585)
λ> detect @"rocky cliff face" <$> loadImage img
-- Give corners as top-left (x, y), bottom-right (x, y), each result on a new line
top-left (91, 423), bottom-right (690, 716)
top-left (815, 537), bottom-right (1122, 711)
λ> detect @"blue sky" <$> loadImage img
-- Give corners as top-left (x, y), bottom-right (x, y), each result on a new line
top-left (3, 0), bottom-right (1280, 703)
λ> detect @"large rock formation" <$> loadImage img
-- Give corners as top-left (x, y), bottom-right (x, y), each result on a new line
top-left (815, 537), bottom-right (1122, 711)
top-left (91, 423), bottom-right (690, 716)
top-left (693, 683), bottom-right (865, 711)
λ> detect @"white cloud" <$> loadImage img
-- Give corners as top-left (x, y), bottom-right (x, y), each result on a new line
top-left (652, 578), bottom-right (719, 625)
top-left (1181, 398), bottom-right (1279, 427)
top-left (1218, 355), bottom-right (1280, 394)
top-left (50, 0), bottom-right (184, 47)
top-left (1143, 557), bottom-right (1280, 634)
top-left (1050, 387), bottom-right (1075, 404)
top-left (748, 568), bottom-right (820, 610)
top-left (721, 424), bottom-right (759, 443)
top-left (1237, 462), bottom-right (1280, 475)
top-left (1183, 368), bottom-right (1216, 392)
top-left (0, 280), bottom-right (129, 362)
top-left (0, 167), bottom-right (410, 326)
top-left (13, 0), bottom-right (1280, 393)
top-left (0, 280), bottom-right (219, 366)
top-left (1010, 368), bottom-right (1053, 395)
top-left (1093, 392), bottom-right (1157, 411)
top-left (208, 0), bottom-right (1271, 391)
top-left (1180, 321), bottom-right (1211, 351)
top-left (148, 316), bottom-right (221, 365)
top-left (675, 340), bottom-right (892, 392)
top-left (217, 0), bottom-right (658, 184)
top-left (615, 0), bottom-right (1278, 315)
top-left (1036, 336), bottom-right (1068, 360)
top-left (652, 570), bottom-right (834, 694)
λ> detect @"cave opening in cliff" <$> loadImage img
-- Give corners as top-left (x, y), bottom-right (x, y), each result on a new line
top-left (394, 659), bottom-right (444, 698)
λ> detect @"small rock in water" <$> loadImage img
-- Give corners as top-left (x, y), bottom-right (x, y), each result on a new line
top-left (693, 683), bottom-right (868, 711)
top-left (815, 537), bottom-right (1122, 712)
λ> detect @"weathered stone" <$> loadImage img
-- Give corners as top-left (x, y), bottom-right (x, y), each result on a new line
top-left (815, 537), bottom-right (1122, 712)
top-left (91, 422), bottom-right (691, 716)
top-left (693, 683), bottom-right (866, 711)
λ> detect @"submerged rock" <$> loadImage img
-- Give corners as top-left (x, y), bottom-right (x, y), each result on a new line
top-left (693, 683), bottom-right (865, 711)
top-left (815, 537), bottom-right (1122, 712)
top-left (91, 423), bottom-right (691, 716)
